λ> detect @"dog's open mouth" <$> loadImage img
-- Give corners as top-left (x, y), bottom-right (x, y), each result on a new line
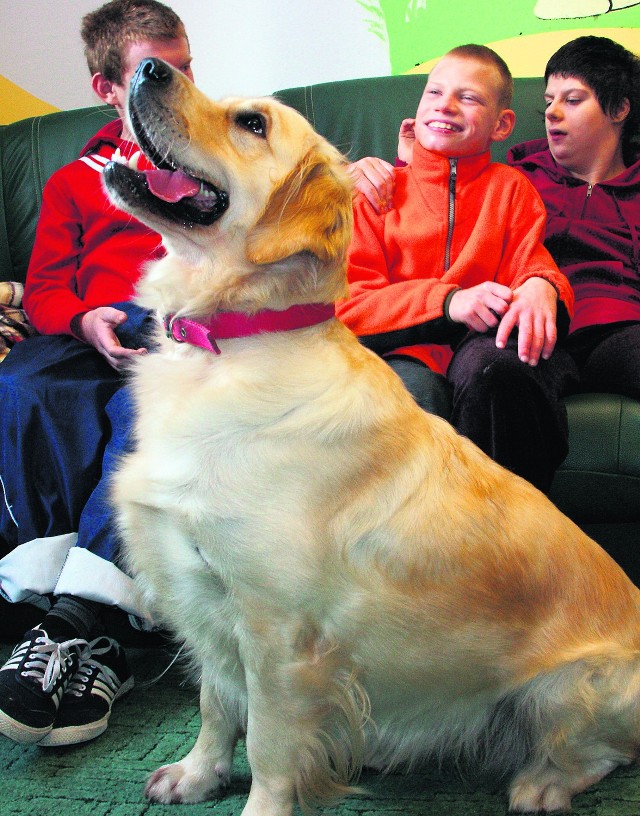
top-left (104, 154), bottom-right (228, 228)
top-left (104, 115), bottom-right (229, 228)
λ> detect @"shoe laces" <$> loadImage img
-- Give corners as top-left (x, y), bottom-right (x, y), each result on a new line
top-left (66, 638), bottom-right (121, 697)
top-left (24, 637), bottom-right (91, 693)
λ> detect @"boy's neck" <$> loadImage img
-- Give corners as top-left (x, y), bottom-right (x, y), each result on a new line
top-left (415, 141), bottom-right (490, 163)
top-left (117, 116), bottom-right (135, 143)
top-left (565, 149), bottom-right (627, 186)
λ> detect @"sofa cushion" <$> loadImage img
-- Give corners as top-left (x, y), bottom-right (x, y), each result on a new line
top-left (0, 281), bottom-right (34, 362)
top-left (550, 394), bottom-right (640, 523)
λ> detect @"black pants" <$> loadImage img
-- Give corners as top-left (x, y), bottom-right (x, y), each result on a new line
top-left (565, 321), bottom-right (640, 401)
top-left (447, 332), bottom-right (579, 494)
top-left (387, 333), bottom-right (578, 494)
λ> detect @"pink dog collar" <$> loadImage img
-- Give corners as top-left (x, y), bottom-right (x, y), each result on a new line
top-left (163, 303), bottom-right (335, 355)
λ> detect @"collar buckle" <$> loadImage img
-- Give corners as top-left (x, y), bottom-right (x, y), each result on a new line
top-left (164, 314), bottom-right (186, 343)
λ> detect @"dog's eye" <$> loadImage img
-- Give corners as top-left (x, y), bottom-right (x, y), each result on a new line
top-left (235, 112), bottom-right (267, 138)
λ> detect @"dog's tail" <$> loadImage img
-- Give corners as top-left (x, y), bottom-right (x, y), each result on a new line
top-left (290, 646), bottom-right (640, 810)
top-left (470, 651), bottom-right (640, 786)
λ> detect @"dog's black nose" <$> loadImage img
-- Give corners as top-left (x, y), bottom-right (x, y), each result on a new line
top-left (137, 57), bottom-right (172, 85)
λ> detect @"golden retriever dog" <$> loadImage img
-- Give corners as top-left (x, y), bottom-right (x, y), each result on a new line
top-left (104, 58), bottom-right (640, 816)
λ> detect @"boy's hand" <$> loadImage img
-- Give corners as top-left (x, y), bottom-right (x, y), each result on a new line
top-left (495, 277), bottom-right (558, 366)
top-left (348, 157), bottom-right (395, 214)
top-left (448, 282), bottom-right (513, 332)
top-left (398, 118), bottom-right (416, 164)
top-left (79, 307), bottom-right (147, 371)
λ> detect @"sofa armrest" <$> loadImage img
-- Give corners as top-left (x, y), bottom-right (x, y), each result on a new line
top-left (0, 105), bottom-right (116, 284)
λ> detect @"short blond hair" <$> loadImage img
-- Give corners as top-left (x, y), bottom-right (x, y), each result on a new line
top-left (445, 44), bottom-right (513, 109)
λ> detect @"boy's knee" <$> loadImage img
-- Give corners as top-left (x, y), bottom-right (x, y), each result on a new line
top-left (451, 344), bottom-right (521, 390)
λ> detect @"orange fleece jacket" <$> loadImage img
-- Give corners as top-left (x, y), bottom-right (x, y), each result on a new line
top-left (337, 143), bottom-right (574, 373)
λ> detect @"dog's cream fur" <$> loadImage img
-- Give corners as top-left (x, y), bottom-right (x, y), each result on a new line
top-left (106, 60), bottom-right (640, 816)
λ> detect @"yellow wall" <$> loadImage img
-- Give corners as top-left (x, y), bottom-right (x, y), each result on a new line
top-left (0, 75), bottom-right (59, 126)
top-left (409, 28), bottom-right (640, 76)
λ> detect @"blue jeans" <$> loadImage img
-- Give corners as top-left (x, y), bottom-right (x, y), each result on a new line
top-left (0, 304), bottom-right (153, 618)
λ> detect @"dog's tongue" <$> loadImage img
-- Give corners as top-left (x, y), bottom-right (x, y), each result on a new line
top-left (145, 168), bottom-right (200, 203)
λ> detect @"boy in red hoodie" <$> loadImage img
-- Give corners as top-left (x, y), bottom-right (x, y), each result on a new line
top-left (0, 0), bottom-right (397, 751)
top-left (337, 45), bottom-right (577, 493)
top-left (0, 0), bottom-right (194, 749)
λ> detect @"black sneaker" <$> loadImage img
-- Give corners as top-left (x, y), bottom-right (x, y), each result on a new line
top-left (39, 636), bottom-right (133, 747)
top-left (0, 627), bottom-right (89, 744)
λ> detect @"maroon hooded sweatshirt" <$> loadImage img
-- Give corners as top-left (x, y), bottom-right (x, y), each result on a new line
top-left (508, 138), bottom-right (640, 334)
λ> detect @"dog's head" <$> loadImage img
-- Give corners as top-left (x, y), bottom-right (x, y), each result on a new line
top-left (103, 58), bottom-right (353, 312)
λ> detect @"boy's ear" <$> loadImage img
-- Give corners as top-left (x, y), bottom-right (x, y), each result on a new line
top-left (91, 73), bottom-right (119, 106)
top-left (491, 109), bottom-right (516, 143)
top-left (612, 98), bottom-right (630, 125)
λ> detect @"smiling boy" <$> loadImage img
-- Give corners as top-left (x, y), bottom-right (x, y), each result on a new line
top-left (337, 45), bottom-right (578, 493)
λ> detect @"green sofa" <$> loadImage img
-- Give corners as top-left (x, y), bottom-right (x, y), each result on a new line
top-left (1, 75), bottom-right (639, 580)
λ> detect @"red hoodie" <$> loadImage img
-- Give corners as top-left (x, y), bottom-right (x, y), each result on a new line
top-left (508, 138), bottom-right (640, 334)
top-left (23, 119), bottom-right (164, 335)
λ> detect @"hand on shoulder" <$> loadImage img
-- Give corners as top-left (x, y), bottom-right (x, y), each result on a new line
top-left (348, 156), bottom-right (395, 214)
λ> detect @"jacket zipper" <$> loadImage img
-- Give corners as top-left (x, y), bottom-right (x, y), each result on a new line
top-left (444, 158), bottom-right (457, 271)
top-left (580, 182), bottom-right (593, 218)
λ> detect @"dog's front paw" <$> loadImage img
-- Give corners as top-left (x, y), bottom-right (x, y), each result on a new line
top-left (145, 761), bottom-right (230, 804)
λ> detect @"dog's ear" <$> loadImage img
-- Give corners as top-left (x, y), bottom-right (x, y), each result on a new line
top-left (246, 151), bottom-right (353, 266)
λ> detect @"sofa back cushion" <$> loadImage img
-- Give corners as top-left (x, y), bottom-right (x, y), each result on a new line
top-left (275, 74), bottom-right (546, 165)
top-left (0, 77), bottom-right (547, 285)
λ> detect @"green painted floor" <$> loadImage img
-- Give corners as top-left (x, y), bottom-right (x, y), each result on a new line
top-left (2, 642), bottom-right (640, 816)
